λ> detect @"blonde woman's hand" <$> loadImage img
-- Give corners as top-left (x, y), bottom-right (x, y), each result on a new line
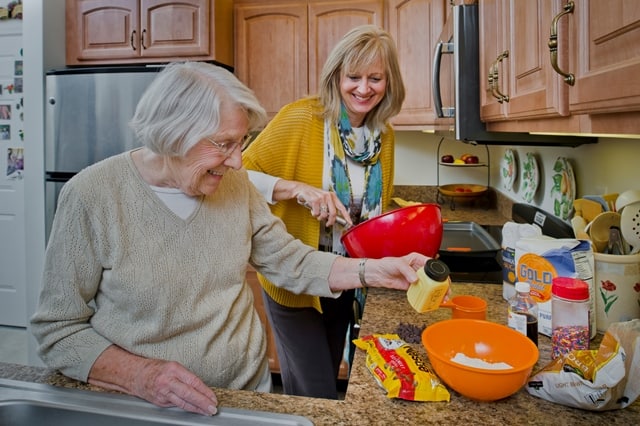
top-left (293, 183), bottom-right (352, 227)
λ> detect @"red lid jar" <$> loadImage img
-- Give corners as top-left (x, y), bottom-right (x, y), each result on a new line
top-left (551, 277), bottom-right (589, 301)
top-left (551, 277), bottom-right (590, 359)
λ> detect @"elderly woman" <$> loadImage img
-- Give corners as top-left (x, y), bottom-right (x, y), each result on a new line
top-left (30, 61), bottom-right (427, 416)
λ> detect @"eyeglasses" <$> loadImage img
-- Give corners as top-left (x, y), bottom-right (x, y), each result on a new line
top-left (205, 134), bottom-right (253, 157)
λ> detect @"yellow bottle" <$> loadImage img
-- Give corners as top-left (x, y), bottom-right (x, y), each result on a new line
top-left (407, 259), bottom-right (451, 313)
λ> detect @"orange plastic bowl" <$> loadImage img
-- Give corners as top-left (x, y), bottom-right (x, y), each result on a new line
top-left (340, 203), bottom-right (443, 258)
top-left (422, 319), bottom-right (539, 401)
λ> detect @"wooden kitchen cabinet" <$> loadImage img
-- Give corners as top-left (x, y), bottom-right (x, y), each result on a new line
top-left (234, 1), bottom-right (308, 118)
top-left (235, 0), bottom-right (383, 118)
top-left (235, 0), bottom-right (448, 127)
top-left (65, 0), bottom-right (233, 66)
top-left (479, 0), bottom-right (640, 136)
top-left (568, 0), bottom-right (640, 115)
top-left (479, 0), bottom-right (569, 123)
top-left (387, 0), bottom-right (447, 127)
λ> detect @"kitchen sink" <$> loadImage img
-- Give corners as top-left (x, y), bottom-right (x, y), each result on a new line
top-left (0, 378), bottom-right (313, 425)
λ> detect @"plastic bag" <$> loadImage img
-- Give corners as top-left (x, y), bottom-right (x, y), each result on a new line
top-left (353, 333), bottom-right (450, 402)
top-left (526, 319), bottom-right (640, 410)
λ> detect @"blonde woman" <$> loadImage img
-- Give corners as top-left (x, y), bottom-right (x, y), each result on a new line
top-left (243, 25), bottom-right (406, 399)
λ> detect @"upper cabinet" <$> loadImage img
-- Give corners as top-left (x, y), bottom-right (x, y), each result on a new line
top-left (235, 0), bottom-right (446, 126)
top-left (479, 0), bottom-right (569, 122)
top-left (568, 0), bottom-right (640, 115)
top-left (387, 0), bottom-right (446, 127)
top-left (235, 0), bottom-right (384, 118)
top-left (234, 2), bottom-right (308, 118)
top-left (479, 0), bottom-right (640, 136)
top-left (66, 0), bottom-right (233, 66)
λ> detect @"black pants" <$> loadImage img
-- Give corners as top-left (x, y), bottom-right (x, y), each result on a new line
top-left (262, 289), bottom-right (355, 399)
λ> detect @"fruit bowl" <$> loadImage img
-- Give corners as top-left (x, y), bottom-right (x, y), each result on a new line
top-left (340, 203), bottom-right (443, 259)
top-left (438, 184), bottom-right (487, 198)
top-left (422, 319), bottom-right (539, 401)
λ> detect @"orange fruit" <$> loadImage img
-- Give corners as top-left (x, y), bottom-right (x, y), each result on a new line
top-left (460, 153), bottom-right (473, 161)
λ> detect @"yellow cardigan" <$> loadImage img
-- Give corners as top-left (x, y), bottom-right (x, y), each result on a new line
top-left (242, 97), bottom-right (395, 312)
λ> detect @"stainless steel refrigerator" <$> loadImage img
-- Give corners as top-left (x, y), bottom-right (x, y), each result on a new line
top-left (44, 65), bottom-right (163, 241)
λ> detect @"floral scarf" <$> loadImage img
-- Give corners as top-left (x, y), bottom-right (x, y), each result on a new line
top-left (325, 104), bottom-right (383, 255)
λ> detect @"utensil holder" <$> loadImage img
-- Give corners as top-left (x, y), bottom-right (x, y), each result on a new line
top-left (594, 252), bottom-right (640, 333)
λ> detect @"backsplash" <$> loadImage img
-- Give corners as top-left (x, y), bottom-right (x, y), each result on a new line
top-left (393, 131), bottom-right (640, 222)
top-left (391, 185), bottom-right (512, 225)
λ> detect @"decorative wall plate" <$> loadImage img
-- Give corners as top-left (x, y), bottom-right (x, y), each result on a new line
top-left (550, 157), bottom-right (576, 220)
top-left (500, 149), bottom-right (517, 190)
top-left (520, 152), bottom-right (539, 203)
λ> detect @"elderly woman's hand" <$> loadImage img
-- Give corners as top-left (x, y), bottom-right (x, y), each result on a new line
top-left (361, 253), bottom-right (429, 290)
top-left (88, 345), bottom-right (218, 416)
top-left (130, 358), bottom-right (218, 415)
top-left (328, 252), bottom-right (429, 292)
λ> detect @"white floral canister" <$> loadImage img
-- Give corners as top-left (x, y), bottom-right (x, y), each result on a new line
top-left (594, 252), bottom-right (640, 333)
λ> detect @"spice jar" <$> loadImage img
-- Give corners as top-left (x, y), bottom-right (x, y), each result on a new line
top-left (551, 277), bottom-right (590, 359)
top-left (407, 259), bottom-right (451, 313)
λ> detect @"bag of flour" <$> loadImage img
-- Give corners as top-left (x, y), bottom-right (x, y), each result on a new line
top-left (503, 236), bottom-right (595, 337)
top-left (501, 222), bottom-right (542, 289)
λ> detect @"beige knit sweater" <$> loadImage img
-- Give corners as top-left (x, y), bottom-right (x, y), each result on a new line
top-left (31, 151), bottom-right (339, 390)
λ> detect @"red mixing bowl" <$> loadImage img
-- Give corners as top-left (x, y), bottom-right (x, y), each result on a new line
top-left (340, 203), bottom-right (443, 258)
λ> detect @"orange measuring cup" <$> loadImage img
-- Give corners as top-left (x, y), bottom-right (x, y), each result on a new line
top-left (440, 295), bottom-right (487, 320)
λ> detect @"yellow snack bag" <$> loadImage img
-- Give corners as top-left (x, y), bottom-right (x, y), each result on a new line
top-left (353, 333), bottom-right (450, 402)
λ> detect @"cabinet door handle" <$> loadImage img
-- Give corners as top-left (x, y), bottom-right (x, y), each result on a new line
top-left (548, 1), bottom-right (575, 85)
top-left (488, 58), bottom-right (501, 101)
top-left (141, 29), bottom-right (147, 50)
top-left (130, 30), bottom-right (137, 51)
top-left (493, 51), bottom-right (510, 103)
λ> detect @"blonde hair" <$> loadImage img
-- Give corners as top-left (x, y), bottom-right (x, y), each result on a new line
top-left (318, 25), bottom-right (405, 131)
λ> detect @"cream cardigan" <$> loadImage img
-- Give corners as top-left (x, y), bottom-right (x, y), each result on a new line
top-left (31, 151), bottom-right (339, 390)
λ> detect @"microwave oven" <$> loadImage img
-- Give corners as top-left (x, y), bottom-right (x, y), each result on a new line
top-left (432, 3), bottom-right (595, 146)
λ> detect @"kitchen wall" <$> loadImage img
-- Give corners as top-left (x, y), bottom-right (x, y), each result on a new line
top-left (394, 131), bottom-right (640, 216)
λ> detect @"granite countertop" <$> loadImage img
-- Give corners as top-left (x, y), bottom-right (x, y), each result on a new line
top-left (3, 282), bottom-right (639, 425)
top-left (2, 199), bottom-right (638, 424)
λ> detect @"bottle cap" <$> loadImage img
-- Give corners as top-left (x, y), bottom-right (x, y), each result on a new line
top-left (515, 281), bottom-right (530, 293)
top-left (424, 259), bottom-right (450, 281)
top-left (552, 277), bottom-right (589, 300)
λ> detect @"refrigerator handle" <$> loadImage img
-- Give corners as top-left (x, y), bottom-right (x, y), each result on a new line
top-left (45, 171), bottom-right (76, 182)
